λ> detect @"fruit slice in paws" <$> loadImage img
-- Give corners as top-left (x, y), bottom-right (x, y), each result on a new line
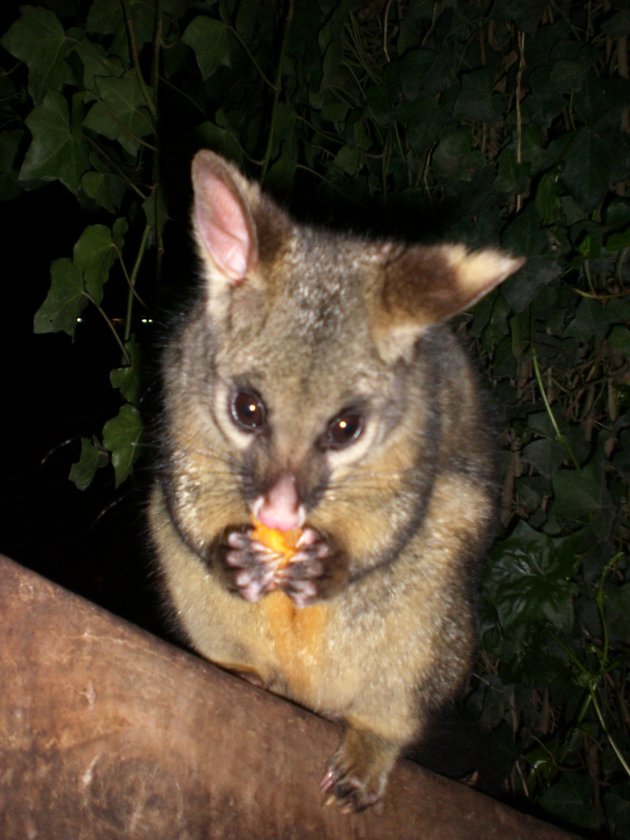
top-left (251, 518), bottom-right (302, 568)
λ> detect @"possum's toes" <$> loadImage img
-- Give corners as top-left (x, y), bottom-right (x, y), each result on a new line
top-left (320, 728), bottom-right (399, 813)
top-left (219, 528), bottom-right (278, 602)
top-left (321, 764), bottom-right (384, 813)
top-left (277, 527), bottom-right (349, 605)
top-left (276, 530), bottom-right (326, 607)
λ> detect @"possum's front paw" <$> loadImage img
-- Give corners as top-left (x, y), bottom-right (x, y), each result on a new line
top-left (217, 527), bottom-right (278, 602)
top-left (213, 526), bottom-right (348, 605)
top-left (276, 528), bottom-right (348, 607)
top-left (273, 527), bottom-right (326, 607)
top-left (320, 728), bottom-right (399, 813)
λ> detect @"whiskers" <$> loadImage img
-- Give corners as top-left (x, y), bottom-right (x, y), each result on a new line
top-left (161, 429), bottom-right (243, 472)
top-left (152, 429), bottom-right (249, 504)
top-left (323, 465), bottom-right (427, 508)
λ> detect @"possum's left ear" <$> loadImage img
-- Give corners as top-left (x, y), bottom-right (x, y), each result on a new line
top-left (191, 150), bottom-right (260, 284)
top-left (374, 244), bottom-right (524, 360)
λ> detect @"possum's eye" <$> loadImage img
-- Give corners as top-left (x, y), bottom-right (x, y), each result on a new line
top-left (321, 411), bottom-right (363, 450)
top-left (230, 389), bottom-right (266, 432)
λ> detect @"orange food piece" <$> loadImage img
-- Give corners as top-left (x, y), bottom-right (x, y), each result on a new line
top-left (251, 518), bottom-right (302, 567)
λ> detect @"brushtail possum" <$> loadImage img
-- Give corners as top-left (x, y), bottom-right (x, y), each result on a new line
top-left (148, 150), bottom-right (523, 811)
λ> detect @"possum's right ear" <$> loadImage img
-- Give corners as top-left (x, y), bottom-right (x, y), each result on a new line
top-left (374, 243), bottom-right (524, 362)
top-left (191, 150), bottom-right (259, 286)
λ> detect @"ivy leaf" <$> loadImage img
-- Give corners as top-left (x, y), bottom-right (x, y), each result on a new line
top-left (535, 170), bottom-right (562, 224)
top-left (71, 37), bottom-right (125, 94)
top-left (399, 98), bottom-right (442, 153)
top-left (81, 170), bottom-right (125, 213)
top-left (102, 404), bottom-right (143, 487)
top-left (549, 60), bottom-right (590, 94)
top-left (501, 204), bottom-right (549, 256)
top-left (454, 68), bottom-right (503, 122)
top-left (142, 183), bottom-right (169, 243)
top-left (399, 47), bottom-right (450, 97)
top-left (318, 1), bottom-right (351, 94)
top-left (331, 144), bottom-right (362, 177)
top-left (195, 120), bottom-right (242, 162)
top-left (1, 6), bottom-right (72, 104)
top-left (539, 775), bottom-right (599, 830)
top-left (561, 128), bottom-right (610, 210)
top-left (87, 0), bottom-right (124, 35)
top-left (110, 339), bottom-right (142, 405)
top-left (365, 85), bottom-right (392, 128)
top-left (492, 0), bottom-right (546, 34)
top-left (83, 73), bottom-right (154, 156)
top-left (33, 258), bottom-right (85, 336)
top-left (69, 437), bottom-right (108, 491)
top-left (564, 297), bottom-right (616, 341)
top-left (606, 582), bottom-right (630, 645)
top-left (552, 466), bottom-right (609, 523)
top-left (578, 233), bottom-right (601, 260)
top-left (73, 221), bottom-right (126, 304)
top-left (526, 66), bottom-right (567, 127)
top-left (266, 137), bottom-right (298, 195)
top-left (500, 256), bottom-right (559, 314)
top-left (485, 523), bottom-right (579, 634)
top-left (182, 16), bottom-right (231, 79)
top-left (0, 129), bottom-right (24, 200)
top-left (87, 0), bottom-right (154, 59)
top-left (607, 325), bottom-right (630, 358)
top-left (573, 73), bottom-right (630, 129)
top-left (495, 148), bottom-right (529, 194)
top-left (523, 439), bottom-right (567, 478)
top-left (433, 127), bottom-right (485, 181)
top-left (20, 91), bottom-right (90, 195)
top-left (606, 227), bottom-right (630, 252)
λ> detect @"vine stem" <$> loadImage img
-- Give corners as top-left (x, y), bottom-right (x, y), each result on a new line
top-left (227, 25), bottom-right (278, 92)
top-left (531, 345), bottom-right (581, 469)
top-left (151, 0), bottom-right (164, 291)
top-left (548, 551), bottom-right (630, 781)
top-left (572, 285), bottom-right (630, 300)
top-left (123, 224), bottom-right (151, 346)
top-left (515, 30), bottom-right (525, 212)
top-left (590, 689), bottom-right (630, 778)
top-left (84, 134), bottom-right (148, 200)
top-left (121, 0), bottom-right (157, 118)
top-left (260, 0), bottom-right (294, 185)
top-left (590, 552), bottom-right (630, 779)
top-left (382, 0), bottom-right (393, 62)
top-left (81, 290), bottom-right (130, 364)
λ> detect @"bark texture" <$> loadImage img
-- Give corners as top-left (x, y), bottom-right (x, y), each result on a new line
top-left (0, 555), bottom-right (577, 839)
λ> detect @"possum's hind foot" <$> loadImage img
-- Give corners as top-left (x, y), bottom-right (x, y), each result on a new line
top-left (321, 727), bottom-right (400, 813)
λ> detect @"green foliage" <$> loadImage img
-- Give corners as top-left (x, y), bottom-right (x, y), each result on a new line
top-left (2, 1), bottom-right (628, 834)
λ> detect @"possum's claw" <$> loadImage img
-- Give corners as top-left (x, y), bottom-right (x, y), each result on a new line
top-left (320, 757), bottom-right (385, 814)
top-left (320, 727), bottom-right (397, 813)
top-left (218, 527), bottom-right (278, 602)
top-left (276, 527), bottom-right (331, 607)
top-left (214, 525), bottom-right (349, 605)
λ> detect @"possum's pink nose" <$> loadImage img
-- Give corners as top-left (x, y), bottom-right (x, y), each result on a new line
top-left (252, 472), bottom-right (305, 532)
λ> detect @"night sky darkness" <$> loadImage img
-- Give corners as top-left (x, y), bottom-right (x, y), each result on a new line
top-left (1, 180), bottom-right (163, 628)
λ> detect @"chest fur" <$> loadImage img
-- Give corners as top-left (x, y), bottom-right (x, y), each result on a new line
top-left (256, 592), bottom-right (328, 699)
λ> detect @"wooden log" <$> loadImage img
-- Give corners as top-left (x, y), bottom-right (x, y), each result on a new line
top-left (0, 554), bottom-right (577, 839)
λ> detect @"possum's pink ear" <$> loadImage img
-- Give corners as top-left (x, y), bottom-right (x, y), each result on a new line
top-left (191, 150), bottom-right (258, 283)
top-left (375, 244), bottom-right (524, 361)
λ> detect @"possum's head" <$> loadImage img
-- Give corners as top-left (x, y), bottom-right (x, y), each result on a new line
top-left (175, 150), bottom-right (523, 541)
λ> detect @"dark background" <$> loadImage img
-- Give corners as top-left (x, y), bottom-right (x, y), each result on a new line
top-left (0, 0), bottom-right (192, 628)
top-left (1, 177), bottom-right (163, 626)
